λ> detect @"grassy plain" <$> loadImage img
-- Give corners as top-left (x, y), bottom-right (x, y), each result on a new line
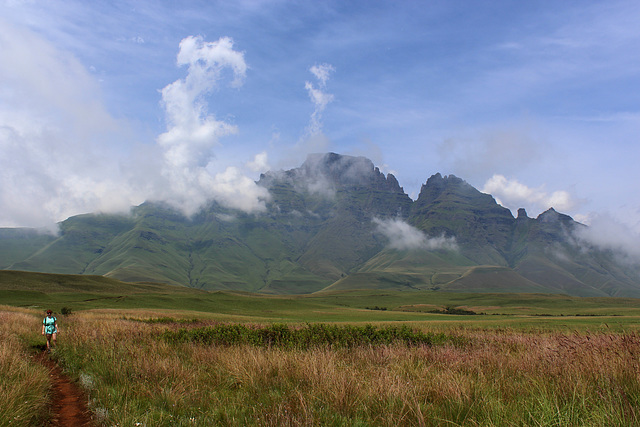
top-left (3, 270), bottom-right (640, 331)
top-left (3, 271), bottom-right (640, 425)
top-left (4, 307), bottom-right (639, 426)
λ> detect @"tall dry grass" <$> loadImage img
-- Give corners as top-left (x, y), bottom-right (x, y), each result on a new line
top-left (0, 307), bottom-right (52, 426)
top-left (53, 312), bottom-right (640, 426)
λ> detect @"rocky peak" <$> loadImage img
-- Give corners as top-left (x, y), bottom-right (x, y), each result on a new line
top-left (301, 153), bottom-right (375, 183)
top-left (262, 153), bottom-right (406, 194)
top-left (386, 173), bottom-right (402, 192)
top-left (416, 173), bottom-right (486, 206)
top-left (517, 208), bottom-right (528, 219)
top-left (537, 208), bottom-right (574, 223)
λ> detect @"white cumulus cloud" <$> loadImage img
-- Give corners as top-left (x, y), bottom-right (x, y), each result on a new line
top-left (246, 151), bottom-right (270, 173)
top-left (158, 36), bottom-right (246, 169)
top-left (155, 35), bottom-right (269, 215)
top-left (0, 30), bottom-right (271, 227)
top-left (482, 174), bottom-right (579, 215)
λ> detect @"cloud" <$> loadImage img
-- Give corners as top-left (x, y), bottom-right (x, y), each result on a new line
top-left (373, 217), bottom-right (458, 251)
top-left (265, 153), bottom-right (383, 202)
top-left (572, 213), bottom-right (640, 264)
top-left (0, 29), bottom-right (270, 227)
top-left (298, 153), bottom-right (379, 198)
top-left (437, 122), bottom-right (544, 182)
top-left (209, 166), bottom-right (270, 212)
top-left (310, 63), bottom-right (334, 86)
top-left (482, 174), bottom-right (579, 215)
top-left (158, 36), bottom-right (246, 169)
top-left (284, 153), bottom-right (337, 199)
top-left (246, 151), bottom-right (270, 173)
top-left (0, 18), bottom-right (143, 228)
top-left (277, 64), bottom-right (335, 173)
top-left (304, 63), bottom-right (335, 137)
top-left (155, 35), bottom-right (269, 215)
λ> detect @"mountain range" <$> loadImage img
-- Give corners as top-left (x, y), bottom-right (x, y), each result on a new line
top-left (2, 152), bottom-right (639, 297)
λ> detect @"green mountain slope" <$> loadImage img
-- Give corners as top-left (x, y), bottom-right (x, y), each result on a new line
top-left (410, 173), bottom-right (515, 265)
top-left (1, 153), bottom-right (639, 296)
top-left (10, 214), bottom-right (135, 273)
top-left (0, 228), bottom-right (56, 268)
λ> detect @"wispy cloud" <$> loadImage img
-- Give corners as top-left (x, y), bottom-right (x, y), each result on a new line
top-left (573, 213), bottom-right (640, 265)
top-left (437, 122), bottom-right (544, 183)
top-left (373, 217), bottom-right (457, 251)
top-left (304, 63), bottom-right (335, 137)
top-left (279, 63), bottom-right (336, 169)
top-left (0, 18), bottom-right (142, 227)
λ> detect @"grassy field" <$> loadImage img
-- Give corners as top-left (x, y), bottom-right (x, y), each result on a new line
top-left (3, 270), bottom-right (640, 331)
top-left (3, 271), bottom-right (640, 425)
top-left (3, 306), bottom-right (639, 426)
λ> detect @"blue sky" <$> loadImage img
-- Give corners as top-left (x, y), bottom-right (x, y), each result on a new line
top-left (1, 0), bottom-right (639, 248)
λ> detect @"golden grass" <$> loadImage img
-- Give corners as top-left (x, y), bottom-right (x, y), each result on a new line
top-left (11, 308), bottom-right (640, 426)
top-left (0, 307), bottom-right (52, 426)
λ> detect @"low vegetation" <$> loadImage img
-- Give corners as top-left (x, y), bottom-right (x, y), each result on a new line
top-left (5, 271), bottom-right (640, 328)
top-left (17, 310), bottom-right (639, 426)
top-left (162, 323), bottom-right (464, 349)
top-left (4, 274), bottom-right (640, 425)
top-left (0, 307), bottom-right (52, 426)
top-left (427, 306), bottom-right (480, 315)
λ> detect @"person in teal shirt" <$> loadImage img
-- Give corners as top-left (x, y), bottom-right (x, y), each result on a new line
top-left (41, 309), bottom-right (58, 351)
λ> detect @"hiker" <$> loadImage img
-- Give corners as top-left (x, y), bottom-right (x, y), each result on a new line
top-left (41, 309), bottom-right (58, 351)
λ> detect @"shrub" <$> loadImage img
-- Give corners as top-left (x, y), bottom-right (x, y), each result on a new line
top-left (429, 306), bottom-right (479, 315)
top-left (162, 323), bottom-right (463, 349)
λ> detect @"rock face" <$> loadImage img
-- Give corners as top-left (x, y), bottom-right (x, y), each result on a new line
top-left (410, 173), bottom-right (516, 265)
top-left (2, 153), bottom-right (640, 297)
top-left (537, 207), bottom-right (575, 223)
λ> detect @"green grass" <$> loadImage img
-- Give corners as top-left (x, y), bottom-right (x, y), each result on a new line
top-left (0, 269), bottom-right (189, 293)
top-left (3, 270), bottom-right (640, 331)
top-left (161, 323), bottom-right (464, 348)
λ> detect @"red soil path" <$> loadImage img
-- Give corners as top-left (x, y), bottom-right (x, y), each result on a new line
top-left (35, 352), bottom-right (95, 426)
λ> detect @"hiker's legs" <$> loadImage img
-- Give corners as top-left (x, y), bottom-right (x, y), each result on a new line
top-left (45, 334), bottom-right (51, 350)
top-left (51, 333), bottom-right (56, 348)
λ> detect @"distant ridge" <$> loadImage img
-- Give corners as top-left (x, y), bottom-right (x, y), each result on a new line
top-left (2, 153), bottom-right (639, 296)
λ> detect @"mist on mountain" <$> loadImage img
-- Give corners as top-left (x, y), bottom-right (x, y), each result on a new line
top-left (2, 153), bottom-right (639, 297)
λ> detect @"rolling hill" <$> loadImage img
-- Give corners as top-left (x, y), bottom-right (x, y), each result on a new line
top-left (1, 153), bottom-right (639, 296)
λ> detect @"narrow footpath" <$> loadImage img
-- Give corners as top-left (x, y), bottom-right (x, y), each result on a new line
top-left (34, 352), bottom-right (95, 427)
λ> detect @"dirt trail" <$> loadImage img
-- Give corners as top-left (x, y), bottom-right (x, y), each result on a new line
top-left (35, 352), bottom-right (95, 426)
